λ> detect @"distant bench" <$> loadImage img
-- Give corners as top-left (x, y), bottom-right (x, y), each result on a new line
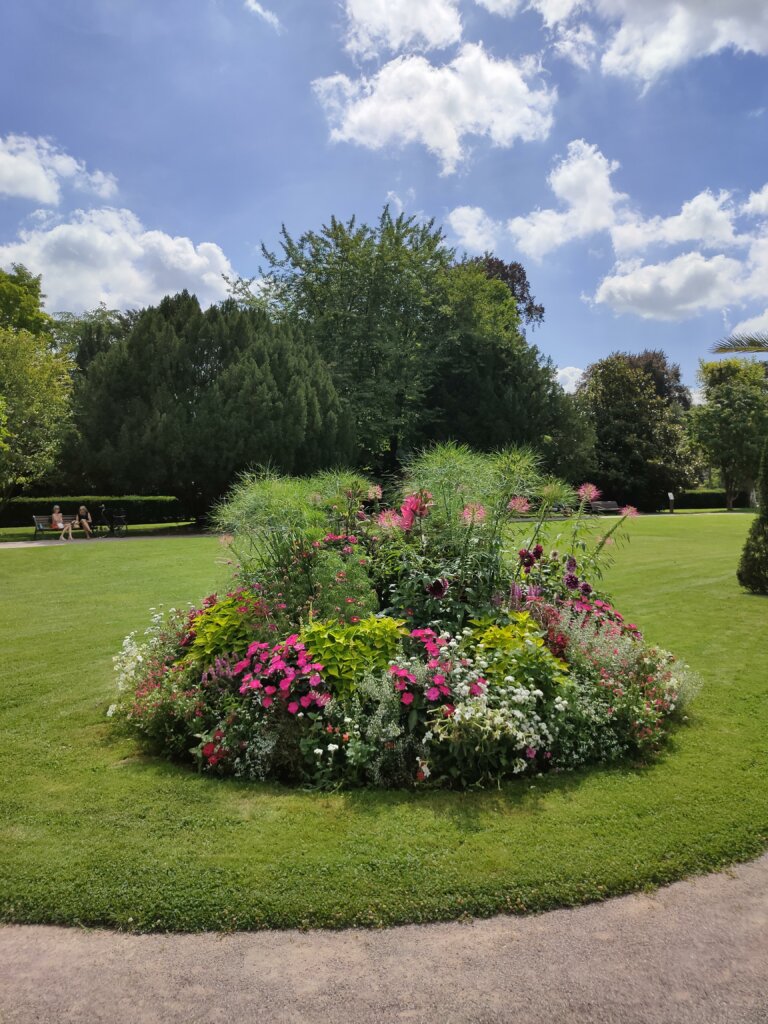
top-left (32, 514), bottom-right (76, 538)
top-left (589, 500), bottom-right (621, 515)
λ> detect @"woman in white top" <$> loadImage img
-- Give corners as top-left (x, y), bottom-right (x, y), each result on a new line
top-left (51, 505), bottom-right (73, 540)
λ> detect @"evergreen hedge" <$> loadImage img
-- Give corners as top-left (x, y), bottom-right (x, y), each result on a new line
top-left (1, 495), bottom-right (186, 528)
top-left (675, 489), bottom-right (748, 510)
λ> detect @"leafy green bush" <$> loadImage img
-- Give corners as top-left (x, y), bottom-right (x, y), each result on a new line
top-left (737, 441), bottom-right (768, 594)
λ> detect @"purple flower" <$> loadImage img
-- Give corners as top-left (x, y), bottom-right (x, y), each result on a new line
top-left (564, 573), bottom-right (579, 590)
top-left (580, 582), bottom-right (593, 596)
top-left (566, 556), bottom-right (577, 572)
top-left (426, 578), bottom-right (450, 599)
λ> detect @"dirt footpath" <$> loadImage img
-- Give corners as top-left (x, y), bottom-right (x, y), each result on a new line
top-left (1, 855), bottom-right (767, 1024)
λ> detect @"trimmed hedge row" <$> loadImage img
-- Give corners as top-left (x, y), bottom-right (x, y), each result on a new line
top-left (675, 489), bottom-right (749, 510)
top-left (0, 496), bottom-right (188, 528)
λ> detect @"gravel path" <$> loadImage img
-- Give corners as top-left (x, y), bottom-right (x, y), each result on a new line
top-left (2, 855), bottom-right (767, 1024)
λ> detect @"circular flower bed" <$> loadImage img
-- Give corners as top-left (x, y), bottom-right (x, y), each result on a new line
top-left (112, 446), bottom-right (699, 789)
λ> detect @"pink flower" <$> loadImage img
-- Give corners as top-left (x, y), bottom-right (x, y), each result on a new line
top-left (461, 503), bottom-right (486, 524)
top-left (377, 509), bottom-right (402, 530)
top-left (507, 496), bottom-right (531, 515)
top-left (315, 693), bottom-right (331, 707)
top-left (525, 746), bottom-right (537, 759)
top-left (368, 484), bottom-right (383, 500)
top-left (287, 701), bottom-right (299, 714)
top-left (401, 691), bottom-right (414, 705)
top-left (264, 685), bottom-right (277, 696)
top-left (425, 686), bottom-right (441, 701)
top-left (262, 696), bottom-right (273, 708)
top-left (578, 482), bottom-right (602, 503)
top-left (300, 694), bottom-right (313, 708)
top-left (620, 504), bottom-right (639, 518)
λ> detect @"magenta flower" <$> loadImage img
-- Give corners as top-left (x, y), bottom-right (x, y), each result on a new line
top-left (507, 496), bottom-right (531, 515)
top-left (462, 503), bottom-right (486, 525)
top-left (620, 504), bottom-right (639, 518)
top-left (262, 696), bottom-right (273, 708)
top-left (287, 701), bottom-right (299, 715)
top-left (525, 746), bottom-right (537, 759)
top-left (425, 686), bottom-right (441, 701)
top-left (401, 691), bottom-right (414, 705)
top-left (578, 482), bottom-right (602, 503)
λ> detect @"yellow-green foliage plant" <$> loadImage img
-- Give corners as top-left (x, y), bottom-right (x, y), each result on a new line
top-left (300, 615), bottom-right (408, 698)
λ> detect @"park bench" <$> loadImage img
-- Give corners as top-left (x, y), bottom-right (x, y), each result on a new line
top-left (32, 514), bottom-right (77, 538)
top-left (589, 500), bottom-right (621, 515)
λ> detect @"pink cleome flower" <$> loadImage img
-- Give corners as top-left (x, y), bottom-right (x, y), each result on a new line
top-left (620, 504), bottom-right (639, 518)
top-left (507, 496), bottom-right (531, 515)
top-left (462, 503), bottom-right (486, 525)
top-left (577, 482), bottom-right (602, 503)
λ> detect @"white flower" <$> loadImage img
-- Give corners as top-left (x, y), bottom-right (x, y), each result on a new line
top-left (327, 743), bottom-right (339, 753)
top-left (313, 748), bottom-right (323, 756)
top-left (106, 704), bottom-right (117, 718)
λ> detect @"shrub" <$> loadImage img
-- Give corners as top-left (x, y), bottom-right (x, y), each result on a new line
top-left (737, 440), bottom-right (768, 594)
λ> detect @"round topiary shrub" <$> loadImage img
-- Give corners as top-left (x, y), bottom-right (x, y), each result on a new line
top-left (110, 446), bottom-right (700, 789)
top-left (737, 439), bottom-right (768, 595)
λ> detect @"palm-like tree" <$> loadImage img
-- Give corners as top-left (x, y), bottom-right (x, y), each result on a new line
top-left (711, 331), bottom-right (768, 354)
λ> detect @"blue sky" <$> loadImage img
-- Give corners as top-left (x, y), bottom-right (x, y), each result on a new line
top-left (1, 0), bottom-right (767, 389)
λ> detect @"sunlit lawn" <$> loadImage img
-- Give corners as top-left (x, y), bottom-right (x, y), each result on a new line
top-left (0, 513), bottom-right (765, 931)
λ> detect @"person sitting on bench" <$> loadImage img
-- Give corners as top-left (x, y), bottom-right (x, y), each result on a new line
top-left (76, 504), bottom-right (93, 538)
top-left (51, 505), bottom-right (73, 541)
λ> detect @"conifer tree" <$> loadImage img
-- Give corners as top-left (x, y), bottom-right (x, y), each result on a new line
top-left (737, 438), bottom-right (768, 594)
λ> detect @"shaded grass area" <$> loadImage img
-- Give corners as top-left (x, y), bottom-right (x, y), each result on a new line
top-left (0, 517), bottom-right (766, 932)
top-left (0, 522), bottom-right (197, 543)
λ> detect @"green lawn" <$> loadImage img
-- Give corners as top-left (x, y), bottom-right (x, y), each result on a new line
top-left (0, 514), bottom-right (766, 932)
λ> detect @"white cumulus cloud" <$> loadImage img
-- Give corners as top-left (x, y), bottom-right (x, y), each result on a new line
top-left (475, 0), bottom-right (768, 85)
top-left (732, 308), bottom-right (768, 335)
top-left (343, 0), bottom-right (462, 57)
top-left (507, 139), bottom-right (626, 260)
top-left (595, 0), bottom-right (768, 87)
top-left (556, 365), bottom-right (584, 392)
top-left (593, 251), bottom-right (748, 320)
top-left (0, 134), bottom-right (117, 205)
top-left (313, 43), bottom-right (556, 175)
top-left (449, 139), bottom-right (768, 322)
top-left (243, 0), bottom-right (280, 31)
top-left (610, 190), bottom-right (741, 255)
top-left (0, 208), bottom-right (234, 312)
top-left (447, 205), bottom-right (499, 252)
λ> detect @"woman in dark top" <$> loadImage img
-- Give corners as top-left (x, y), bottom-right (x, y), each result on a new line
top-left (76, 504), bottom-right (93, 538)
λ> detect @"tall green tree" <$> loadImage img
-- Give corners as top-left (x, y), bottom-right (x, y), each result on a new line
top-left (421, 260), bottom-right (595, 479)
top-left (693, 359), bottom-right (768, 509)
top-left (0, 264), bottom-right (55, 337)
top-left (578, 354), bottom-right (694, 508)
top-left (234, 208), bottom-right (454, 469)
top-left (69, 293), bottom-right (351, 510)
top-left (0, 327), bottom-right (74, 508)
top-left (53, 304), bottom-right (137, 371)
